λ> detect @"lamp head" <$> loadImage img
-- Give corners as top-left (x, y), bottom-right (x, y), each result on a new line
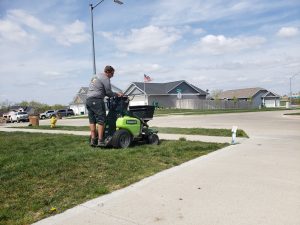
top-left (114, 0), bottom-right (123, 4)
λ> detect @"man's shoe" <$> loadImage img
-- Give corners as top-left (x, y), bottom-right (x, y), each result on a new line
top-left (97, 139), bottom-right (106, 147)
top-left (90, 138), bottom-right (97, 147)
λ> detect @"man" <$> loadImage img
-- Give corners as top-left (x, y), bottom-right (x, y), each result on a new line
top-left (86, 65), bottom-right (123, 147)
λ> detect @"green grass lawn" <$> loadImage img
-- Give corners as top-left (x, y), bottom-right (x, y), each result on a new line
top-left (284, 112), bottom-right (300, 115)
top-left (154, 107), bottom-right (289, 115)
top-left (10, 125), bottom-right (248, 138)
top-left (0, 132), bottom-right (228, 225)
top-left (62, 107), bottom-right (292, 119)
top-left (151, 127), bottom-right (248, 138)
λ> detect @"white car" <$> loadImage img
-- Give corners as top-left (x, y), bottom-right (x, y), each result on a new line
top-left (39, 110), bottom-right (55, 119)
top-left (10, 111), bottom-right (29, 123)
top-left (3, 111), bottom-right (17, 123)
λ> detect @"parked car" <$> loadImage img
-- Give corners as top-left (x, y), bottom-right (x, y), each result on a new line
top-left (3, 111), bottom-right (17, 123)
top-left (10, 111), bottom-right (29, 123)
top-left (54, 109), bottom-right (75, 117)
top-left (39, 110), bottom-right (55, 119)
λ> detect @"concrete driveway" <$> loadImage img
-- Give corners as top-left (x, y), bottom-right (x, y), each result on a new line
top-left (28, 110), bottom-right (300, 225)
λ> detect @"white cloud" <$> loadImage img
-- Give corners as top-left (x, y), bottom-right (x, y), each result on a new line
top-left (277, 26), bottom-right (299, 38)
top-left (237, 76), bottom-right (248, 81)
top-left (119, 63), bottom-right (164, 76)
top-left (2, 9), bottom-right (88, 47)
top-left (193, 28), bottom-right (205, 35)
top-left (0, 19), bottom-right (35, 43)
top-left (151, 0), bottom-right (276, 26)
top-left (189, 35), bottom-right (266, 55)
top-left (43, 71), bottom-right (64, 79)
top-left (8, 9), bottom-right (55, 33)
top-left (231, 1), bottom-right (252, 11)
top-left (55, 20), bottom-right (89, 46)
top-left (1, 0), bottom-right (300, 103)
top-left (101, 25), bottom-right (181, 54)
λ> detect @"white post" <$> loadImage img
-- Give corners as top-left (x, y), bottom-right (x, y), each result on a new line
top-left (231, 126), bottom-right (238, 144)
top-left (177, 90), bottom-right (182, 109)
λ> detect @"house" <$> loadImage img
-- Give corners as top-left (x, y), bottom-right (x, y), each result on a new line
top-left (2, 105), bottom-right (35, 121)
top-left (219, 87), bottom-right (281, 108)
top-left (70, 85), bottom-right (123, 115)
top-left (123, 80), bottom-right (207, 108)
top-left (8, 106), bottom-right (35, 115)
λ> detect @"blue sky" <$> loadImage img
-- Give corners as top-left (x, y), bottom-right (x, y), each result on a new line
top-left (0, 0), bottom-right (299, 105)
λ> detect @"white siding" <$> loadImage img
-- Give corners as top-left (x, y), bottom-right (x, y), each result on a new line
top-left (264, 99), bottom-right (276, 108)
top-left (70, 104), bottom-right (87, 115)
top-left (129, 95), bottom-right (147, 106)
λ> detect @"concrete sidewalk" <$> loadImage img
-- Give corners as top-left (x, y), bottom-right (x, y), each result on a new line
top-left (2, 110), bottom-right (300, 225)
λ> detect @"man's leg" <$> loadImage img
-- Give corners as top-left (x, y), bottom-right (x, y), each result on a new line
top-left (96, 100), bottom-right (106, 146)
top-left (87, 100), bottom-right (98, 147)
top-left (96, 123), bottom-right (105, 146)
top-left (89, 123), bottom-right (96, 138)
top-left (89, 123), bottom-right (97, 147)
top-left (89, 123), bottom-right (98, 147)
top-left (97, 123), bottom-right (105, 142)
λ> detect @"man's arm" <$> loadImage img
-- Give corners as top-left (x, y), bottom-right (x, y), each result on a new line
top-left (102, 77), bottom-right (117, 97)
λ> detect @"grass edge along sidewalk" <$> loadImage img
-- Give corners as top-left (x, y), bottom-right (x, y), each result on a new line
top-left (284, 112), bottom-right (300, 115)
top-left (9, 125), bottom-right (249, 138)
top-left (0, 131), bottom-right (228, 225)
top-left (67, 107), bottom-right (293, 119)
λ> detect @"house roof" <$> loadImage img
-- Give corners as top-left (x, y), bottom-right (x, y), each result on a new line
top-left (111, 84), bottom-right (123, 93)
top-left (219, 87), bottom-right (280, 99)
top-left (79, 87), bottom-right (89, 93)
top-left (9, 105), bottom-right (23, 110)
top-left (9, 106), bottom-right (33, 112)
top-left (219, 87), bottom-right (266, 99)
top-left (78, 85), bottom-right (121, 94)
top-left (125, 80), bottom-right (207, 95)
top-left (261, 91), bottom-right (280, 98)
top-left (73, 93), bottom-right (88, 104)
top-left (70, 84), bottom-right (122, 104)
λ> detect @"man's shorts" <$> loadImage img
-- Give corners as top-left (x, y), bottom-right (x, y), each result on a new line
top-left (86, 98), bottom-right (106, 125)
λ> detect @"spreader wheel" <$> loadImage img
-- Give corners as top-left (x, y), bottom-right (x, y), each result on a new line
top-left (112, 129), bottom-right (132, 148)
top-left (147, 133), bottom-right (159, 145)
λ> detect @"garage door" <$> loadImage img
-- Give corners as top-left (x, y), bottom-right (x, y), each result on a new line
top-left (264, 99), bottom-right (276, 107)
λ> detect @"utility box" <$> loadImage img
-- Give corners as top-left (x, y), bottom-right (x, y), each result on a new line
top-left (29, 116), bottom-right (39, 126)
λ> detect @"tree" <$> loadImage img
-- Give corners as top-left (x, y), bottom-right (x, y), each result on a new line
top-left (0, 99), bottom-right (68, 115)
top-left (210, 89), bottom-right (223, 100)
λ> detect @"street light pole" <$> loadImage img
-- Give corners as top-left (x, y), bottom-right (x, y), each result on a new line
top-left (90, 3), bottom-right (97, 75)
top-left (89, 0), bottom-right (123, 75)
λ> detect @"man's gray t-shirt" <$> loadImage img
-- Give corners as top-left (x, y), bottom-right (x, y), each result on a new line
top-left (87, 73), bottom-right (116, 99)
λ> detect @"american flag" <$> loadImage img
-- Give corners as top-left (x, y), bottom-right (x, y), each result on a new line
top-left (144, 74), bottom-right (152, 82)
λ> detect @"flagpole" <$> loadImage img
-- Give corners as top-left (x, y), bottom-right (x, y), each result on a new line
top-left (143, 74), bottom-right (152, 105)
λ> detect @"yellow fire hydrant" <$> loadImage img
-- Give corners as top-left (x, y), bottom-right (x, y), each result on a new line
top-left (50, 115), bottom-right (57, 128)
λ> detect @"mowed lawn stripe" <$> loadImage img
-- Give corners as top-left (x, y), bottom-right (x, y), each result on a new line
top-left (0, 131), bottom-right (228, 225)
